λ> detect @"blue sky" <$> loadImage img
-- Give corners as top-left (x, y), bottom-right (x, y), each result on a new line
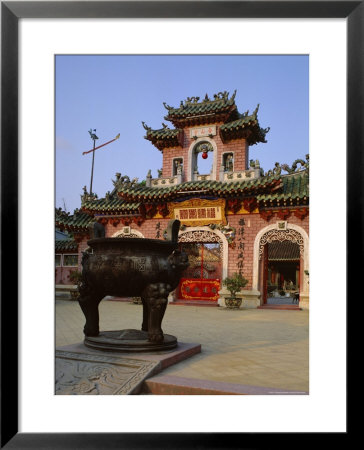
top-left (56, 55), bottom-right (308, 213)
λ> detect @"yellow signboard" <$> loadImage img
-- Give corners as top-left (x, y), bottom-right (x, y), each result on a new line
top-left (169, 198), bottom-right (226, 227)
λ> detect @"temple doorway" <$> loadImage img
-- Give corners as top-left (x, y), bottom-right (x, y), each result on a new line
top-left (177, 242), bottom-right (221, 301)
top-left (177, 230), bottom-right (224, 302)
top-left (265, 241), bottom-right (300, 305)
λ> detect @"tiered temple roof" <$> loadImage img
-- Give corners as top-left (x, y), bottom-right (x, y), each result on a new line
top-left (143, 90), bottom-right (270, 150)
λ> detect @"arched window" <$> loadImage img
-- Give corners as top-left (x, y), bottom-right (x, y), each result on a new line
top-left (192, 141), bottom-right (214, 178)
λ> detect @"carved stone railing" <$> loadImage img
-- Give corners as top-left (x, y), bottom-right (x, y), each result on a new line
top-left (222, 169), bottom-right (261, 182)
top-left (150, 176), bottom-right (179, 187)
top-left (195, 173), bottom-right (212, 181)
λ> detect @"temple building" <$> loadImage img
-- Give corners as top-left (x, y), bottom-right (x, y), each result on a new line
top-left (56, 90), bottom-right (309, 309)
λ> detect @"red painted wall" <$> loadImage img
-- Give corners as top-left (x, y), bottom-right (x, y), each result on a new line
top-left (55, 266), bottom-right (78, 285)
top-left (101, 210), bottom-right (309, 291)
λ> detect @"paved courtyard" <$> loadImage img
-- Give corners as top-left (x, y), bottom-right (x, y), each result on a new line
top-left (56, 299), bottom-right (309, 393)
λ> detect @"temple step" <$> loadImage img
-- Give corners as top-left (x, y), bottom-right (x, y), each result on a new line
top-left (258, 304), bottom-right (301, 310)
top-left (141, 375), bottom-right (307, 395)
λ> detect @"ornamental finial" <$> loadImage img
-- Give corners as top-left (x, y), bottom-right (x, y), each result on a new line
top-left (163, 102), bottom-right (173, 111)
top-left (253, 104), bottom-right (260, 116)
top-left (142, 121), bottom-right (151, 131)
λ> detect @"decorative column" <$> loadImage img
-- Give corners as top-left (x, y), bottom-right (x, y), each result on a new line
top-left (176, 165), bottom-right (183, 185)
top-left (219, 164), bottom-right (225, 181)
top-left (146, 169), bottom-right (152, 187)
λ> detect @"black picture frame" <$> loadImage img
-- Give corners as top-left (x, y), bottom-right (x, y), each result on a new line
top-left (1, 1), bottom-right (358, 448)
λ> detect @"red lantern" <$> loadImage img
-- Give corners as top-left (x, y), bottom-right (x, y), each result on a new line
top-left (202, 151), bottom-right (208, 159)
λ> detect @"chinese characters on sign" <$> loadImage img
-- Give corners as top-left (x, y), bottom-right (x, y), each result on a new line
top-left (169, 198), bottom-right (226, 227)
top-left (179, 207), bottom-right (216, 220)
top-left (237, 219), bottom-right (245, 274)
top-left (189, 125), bottom-right (217, 138)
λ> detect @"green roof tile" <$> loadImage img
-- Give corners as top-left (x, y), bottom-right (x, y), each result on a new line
top-left (55, 208), bottom-right (94, 231)
top-left (116, 176), bottom-right (283, 203)
top-left (256, 173), bottom-right (309, 204)
top-left (55, 239), bottom-right (78, 252)
top-left (219, 105), bottom-right (270, 145)
top-left (81, 197), bottom-right (140, 213)
top-left (142, 122), bottom-right (182, 150)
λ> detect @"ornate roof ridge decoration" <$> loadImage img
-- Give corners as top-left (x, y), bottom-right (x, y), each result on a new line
top-left (79, 173), bottom-right (148, 215)
top-left (142, 121), bottom-right (183, 151)
top-left (81, 176), bottom-right (142, 213)
top-left (265, 154), bottom-right (309, 177)
top-left (80, 185), bottom-right (98, 205)
top-left (163, 90), bottom-right (240, 127)
top-left (171, 90), bottom-right (237, 109)
top-left (116, 176), bottom-right (283, 203)
top-left (112, 172), bottom-right (139, 189)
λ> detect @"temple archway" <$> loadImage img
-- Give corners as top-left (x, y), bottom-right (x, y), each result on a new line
top-left (177, 227), bottom-right (228, 302)
top-left (252, 223), bottom-right (309, 308)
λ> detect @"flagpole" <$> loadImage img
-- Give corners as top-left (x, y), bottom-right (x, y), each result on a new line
top-left (84, 130), bottom-right (120, 194)
top-left (90, 137), bottom-right (96, 194)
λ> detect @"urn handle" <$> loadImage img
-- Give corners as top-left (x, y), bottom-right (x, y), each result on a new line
top-left (88, 221), bottom-right (105, 239)
top-left (165, 219), bottom-right (181, 244)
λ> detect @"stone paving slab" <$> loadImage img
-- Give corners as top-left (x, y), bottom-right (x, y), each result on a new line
top-left (56, 299), bottom-right (309, 393)
top-left (56, 342), bottom-right (201, 395)
top-left (55, 350), bottom-right (159, 395)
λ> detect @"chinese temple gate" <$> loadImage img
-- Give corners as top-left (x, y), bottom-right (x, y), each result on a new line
top-left (56, 90), bottom-right (309, 309)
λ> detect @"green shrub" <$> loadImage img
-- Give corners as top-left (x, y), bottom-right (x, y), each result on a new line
top-left (222, 272), bottom-right (248, 297)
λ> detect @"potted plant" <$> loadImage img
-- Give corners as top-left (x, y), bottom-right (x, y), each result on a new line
top-left (222, 272), bottom-right (249, 309)
top-left (69, 270), bottom-right (82, 299)
top-left (132, 297), bottom-right (142, 305)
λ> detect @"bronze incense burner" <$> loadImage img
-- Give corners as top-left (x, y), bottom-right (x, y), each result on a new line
top-left (77, 220), bottom-right (188, 352)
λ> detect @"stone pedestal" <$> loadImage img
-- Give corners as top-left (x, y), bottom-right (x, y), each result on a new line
top-left (239, 290), bottom-right (261, 308)
top-left (55, 341), bottom-right (201, 395)
top-left (218, 288), bottom-right (261, 308)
